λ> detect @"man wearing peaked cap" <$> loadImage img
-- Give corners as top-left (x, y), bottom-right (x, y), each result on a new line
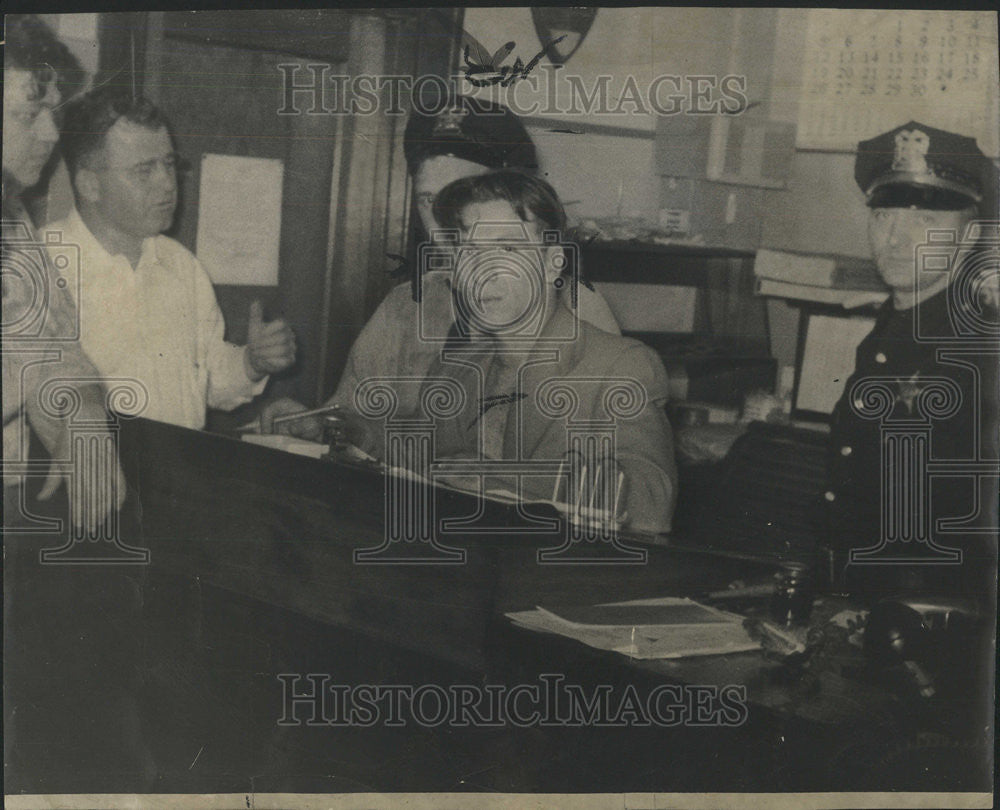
top-left (855, 120), bottom-right (994, 214)
top-left (402, 97), bottom-right (545, 265)
top-left (825, 121), bottom-right (998, 603)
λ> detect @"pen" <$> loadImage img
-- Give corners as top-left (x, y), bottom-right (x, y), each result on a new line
top-left (236, 404), bottom-right (341, 432)
top-left (706, 584), bottom-right (775, 599)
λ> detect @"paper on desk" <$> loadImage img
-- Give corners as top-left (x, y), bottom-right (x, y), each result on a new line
top-left (541, 596), bottom-right (736, 627)
top-left (241, 433), bottom-right (328, 459)
top-left (507, 597), bottom-right (760, 660)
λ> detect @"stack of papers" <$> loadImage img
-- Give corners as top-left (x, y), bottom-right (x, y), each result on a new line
top-left (754, 248), bottom-right (889, 308)
top-left (507, 596), bottom-right (760, 660)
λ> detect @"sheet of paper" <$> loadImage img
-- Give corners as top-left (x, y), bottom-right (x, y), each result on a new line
top-left (507, 596), bottom-right (760, 660)
top-left (241, 433), bottom-right (328, 458)
top-left (195, 153), bottom-right (284, 285)
top-left (796, 312), bottom-right (876, 414)
top-left (538, 597), bottom-right (740, 628)
top-left (508, 610), bottom-right (759, 660)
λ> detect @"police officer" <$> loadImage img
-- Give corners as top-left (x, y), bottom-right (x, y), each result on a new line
top-left (826, 121), bottom-right (998, 603)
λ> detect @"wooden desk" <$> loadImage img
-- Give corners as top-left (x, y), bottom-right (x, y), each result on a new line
top-left (119, 418), bottom-right (783, 671)
top-left (110, 418), bottom-right (990, 793)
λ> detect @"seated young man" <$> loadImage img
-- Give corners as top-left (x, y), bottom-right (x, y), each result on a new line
top-left (260, 96), bottom-right (619, 434)
top-left (370, 171), bottom-right (677, 535)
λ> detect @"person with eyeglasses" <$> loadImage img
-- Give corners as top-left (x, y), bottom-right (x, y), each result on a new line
top-left (48, 86), bottom-right (297, 429)
top-left (3, 15), bottom-right (153, 786)
top-left (3, 15), bottom-right (126, 531)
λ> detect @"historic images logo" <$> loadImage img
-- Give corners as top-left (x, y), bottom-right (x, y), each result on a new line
top-left (277, 674), bottom-right (748, 729)
top-left (2, 220), bottom-right (149, 563)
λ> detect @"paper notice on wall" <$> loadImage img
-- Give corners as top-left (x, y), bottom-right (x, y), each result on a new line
top-left (195, 154), bottom-right (284, 286)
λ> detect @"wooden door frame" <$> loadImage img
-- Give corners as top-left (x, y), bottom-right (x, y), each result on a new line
top-left (317, 8), bottom-right (463, 403)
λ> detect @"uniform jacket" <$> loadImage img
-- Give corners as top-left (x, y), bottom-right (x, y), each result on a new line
top-left (827, 282), bottom-right (998, 598)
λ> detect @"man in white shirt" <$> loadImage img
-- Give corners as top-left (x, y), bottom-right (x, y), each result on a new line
top-left (50, 87), bottom-right (296, 429)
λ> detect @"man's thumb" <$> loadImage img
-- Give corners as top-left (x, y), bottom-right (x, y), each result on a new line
top-left (37, 464), bottom-right (62, 501)
top-left (248, 300), bottom-right (264, 339)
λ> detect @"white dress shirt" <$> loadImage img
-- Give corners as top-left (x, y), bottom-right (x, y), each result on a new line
top-left (46, 209), bottom-right (265, 429)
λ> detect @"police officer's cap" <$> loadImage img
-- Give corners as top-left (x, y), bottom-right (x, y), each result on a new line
top-left (403, 95), bottom-right (538, 173)
top-left (855, 121), bottom-right (994, 211)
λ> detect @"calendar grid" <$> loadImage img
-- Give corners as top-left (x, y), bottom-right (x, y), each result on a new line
top-left (798, 10), bottom-right (999, 157)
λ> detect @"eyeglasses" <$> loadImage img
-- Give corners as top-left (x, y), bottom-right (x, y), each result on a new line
top-left (10, 104), bottom-right (53, 126)
top-left (9, 90), bottom-right (61, 129)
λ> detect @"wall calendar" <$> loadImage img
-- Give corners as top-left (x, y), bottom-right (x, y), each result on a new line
top-left (798, 10), bottom-right (998, 156)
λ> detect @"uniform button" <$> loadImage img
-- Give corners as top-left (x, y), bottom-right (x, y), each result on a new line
top-left (853, 398), bottom-right (864, 410)
top-left (875, 352), bottom-right (887, 364)
top-left (824, 490), bottom-right (836, 502)
top-left (840, 446), bottom-right (852, 456)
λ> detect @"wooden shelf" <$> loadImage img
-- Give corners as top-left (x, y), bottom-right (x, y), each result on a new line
top-left (582, 239), bottom-right (755, 260)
